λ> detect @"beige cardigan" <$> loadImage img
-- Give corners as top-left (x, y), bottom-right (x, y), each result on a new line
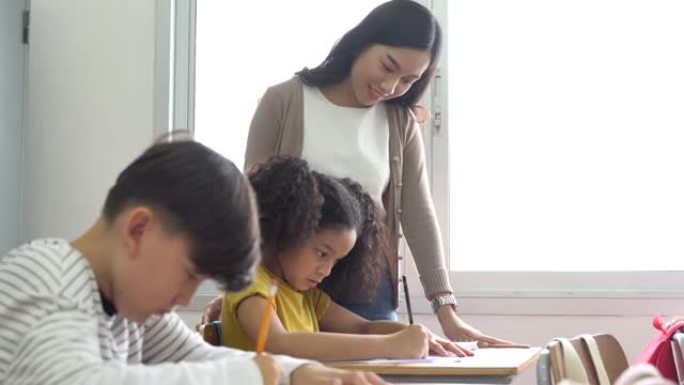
top-left (245, 77), bottom-right (452, 307)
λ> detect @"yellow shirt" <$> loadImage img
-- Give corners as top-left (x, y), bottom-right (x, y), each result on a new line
top-left (220, 265), bottom-right (331, 351)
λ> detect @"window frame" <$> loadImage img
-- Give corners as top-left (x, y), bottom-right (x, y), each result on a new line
top-left (156, 0), bottom-right (196, 137)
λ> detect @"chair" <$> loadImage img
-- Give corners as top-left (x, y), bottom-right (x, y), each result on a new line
top-left (537, 348), bottom-right (553, 385)
top-left (537, 333), bottom-right (629, 385)
top-left (199, 321), bottom-right (222, 346)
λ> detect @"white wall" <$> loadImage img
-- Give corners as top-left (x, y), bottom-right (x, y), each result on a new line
top-left (0, 0), bottom-right (25, 253)
top-left (22, 0), bottom-right (159, 240)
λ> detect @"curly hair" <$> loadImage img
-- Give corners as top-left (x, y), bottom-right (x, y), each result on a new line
top-left (249, 156), bottom-right (386, 300)
top-left (319, 177), bottom-right (388, 303)
top-left (248, 157), bottom-right (323, 258)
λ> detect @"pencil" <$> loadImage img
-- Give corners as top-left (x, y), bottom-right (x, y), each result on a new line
top-left (255, 279), bottom-right (278, 353)
top-left (402, 275), bottom-right (414, 325)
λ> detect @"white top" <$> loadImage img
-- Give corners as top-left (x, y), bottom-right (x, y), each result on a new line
top-left (301, 85), bottom-right (390, 203)
top-left (0, 238), bottom-right (311, 385)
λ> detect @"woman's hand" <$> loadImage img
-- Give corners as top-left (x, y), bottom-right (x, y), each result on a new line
top-left (435, 306), bottom-right (521, 348)
top-left (194, 294), bottom-right (223, 331)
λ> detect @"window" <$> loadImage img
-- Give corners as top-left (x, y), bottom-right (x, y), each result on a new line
top-left (431, 0), bottom-right (684, 298)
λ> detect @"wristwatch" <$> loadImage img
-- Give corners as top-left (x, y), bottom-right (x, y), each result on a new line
top-left (430, 293), bottom-right (458, 313)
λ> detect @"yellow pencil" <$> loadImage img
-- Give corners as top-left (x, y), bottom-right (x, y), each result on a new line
top-left (255, 279), bottom-right (278, 353)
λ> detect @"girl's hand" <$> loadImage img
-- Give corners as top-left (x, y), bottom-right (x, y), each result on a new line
top-left (386, 324), bottom-right (430, 359)
top-left (252, 353), bottom-right (281, 385)
top-left (427, 330), bottom-right (472, 357)
top-left (436, 306), bottom-right (519, 348)
top-left (291, 365), bottom-right (386, 385)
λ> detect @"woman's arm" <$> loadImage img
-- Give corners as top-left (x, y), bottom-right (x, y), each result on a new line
top-left (399, 120), bottom-right (451, 298)
top-left (236, 295), bottom-right (430, 362)
top-left (400, 119), bottom-right (516, 348)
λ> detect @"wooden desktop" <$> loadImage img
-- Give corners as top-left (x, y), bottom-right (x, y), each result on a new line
top-left (327, 346), bottom-right (541, 384)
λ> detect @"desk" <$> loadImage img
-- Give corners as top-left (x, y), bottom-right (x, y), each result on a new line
top-left (327, 347), bottom-right (541, 384)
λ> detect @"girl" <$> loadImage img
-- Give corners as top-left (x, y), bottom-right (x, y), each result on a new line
top-left (220, 157), bottom-right (460, 361)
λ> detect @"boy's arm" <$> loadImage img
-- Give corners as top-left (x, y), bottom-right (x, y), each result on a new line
top-left (236, 296), bottom-right (429, 361)
top-left (7, 307), bottom-right (379, 385)
top-left (146, 313), bottom-right (389, 385)
top-left (4, 308), bottom-right (265, 385)
top-left (143, 312), bottom-right (313, 383)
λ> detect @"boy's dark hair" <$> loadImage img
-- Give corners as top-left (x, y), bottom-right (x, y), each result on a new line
top-left (102, 140), bottom-right (260, 292)
top-left (248, 156), bottom-right (384, 298)
top-left (319, 177), bottom-right (387, 302)
top-left (296, 0), bottom-right (442, 109)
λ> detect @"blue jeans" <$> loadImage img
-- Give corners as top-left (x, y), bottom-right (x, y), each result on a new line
top-left (336, 268), bottom-right (397, 321)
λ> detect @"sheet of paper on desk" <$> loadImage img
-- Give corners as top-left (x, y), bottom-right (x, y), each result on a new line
top-left (355, 348), bottom-right (536, 366)
top-left (455, 341), bottom-right (479, 351)
top-left (328, 347), bottom-right (542, 376)
top-left (359, 356), bottom-right (461, 365)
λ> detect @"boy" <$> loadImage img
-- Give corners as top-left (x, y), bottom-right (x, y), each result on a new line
top-left (0, 140), bottom-right (384, 385)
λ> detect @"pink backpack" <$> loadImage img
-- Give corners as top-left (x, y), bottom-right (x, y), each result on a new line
top-left (634, 314), bottom-right (684, 381)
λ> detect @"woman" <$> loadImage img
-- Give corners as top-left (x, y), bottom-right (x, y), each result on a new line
top-left (202, 0), bottom-right (512, 350)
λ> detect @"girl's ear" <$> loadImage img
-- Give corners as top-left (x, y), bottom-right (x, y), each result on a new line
top-left (121, 207), bottom-right (153, 259)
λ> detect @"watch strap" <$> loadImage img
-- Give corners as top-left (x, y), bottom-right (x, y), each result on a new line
top-left (431, 293), bottom-right (458, 313)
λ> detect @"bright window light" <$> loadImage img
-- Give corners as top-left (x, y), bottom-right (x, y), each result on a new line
top-left (448, 1), bottom-right (684, 271)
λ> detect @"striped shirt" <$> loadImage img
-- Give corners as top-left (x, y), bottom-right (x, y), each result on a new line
top-left (0, 238), bottom-right (309, 385)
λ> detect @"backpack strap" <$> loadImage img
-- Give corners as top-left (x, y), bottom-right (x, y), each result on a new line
top-left (579, 334), bottom-right (611, 385)
top-left (548, 340), bottom-right (566, 382)
top-left (548, 338), bottom-right (591, 384)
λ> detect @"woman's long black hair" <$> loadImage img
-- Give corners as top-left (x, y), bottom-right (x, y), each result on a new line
top-left (296, 0), bottom-right (442, 109)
